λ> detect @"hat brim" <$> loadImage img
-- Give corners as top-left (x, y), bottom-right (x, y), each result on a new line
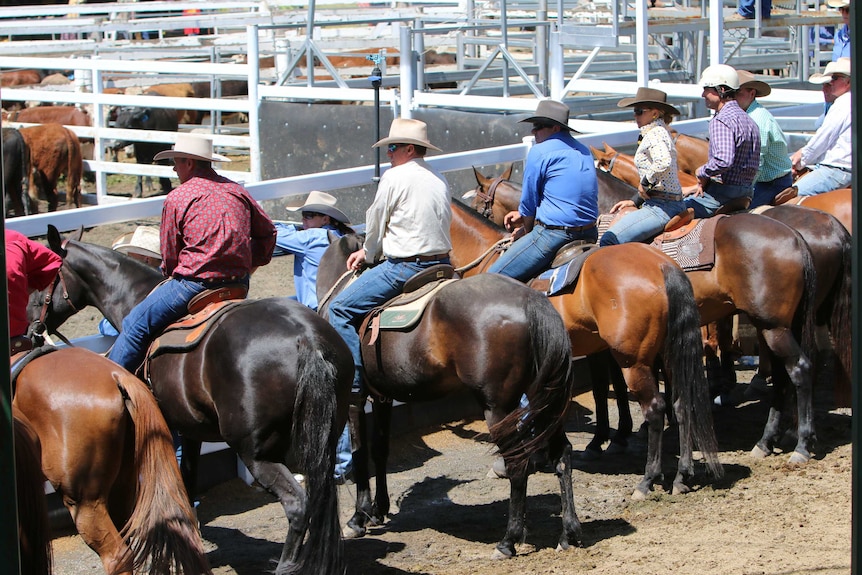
top-left (112, 232), bottom-right (162, 260)
top-left (372, 136), bottom-right (441, 152)
top-left (809, 72), bottom-right (848, 84)
top-left (740, 81), bottom-right (771, 97)
top-left (519, 115), bottom-right (574, 131)
top-left (286, 203), bottom-right (351, 224)
top-left (617, 98), bottom-right (681, 116)
top-left (152, 149), bottom-right (232, 163)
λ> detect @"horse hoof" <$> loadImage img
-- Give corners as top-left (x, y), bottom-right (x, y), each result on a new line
top-left (750, 444), bottom-right (771, 459)
top-left (490, 548), bottom-right (514, 560)
top-left (488, 456), bottom-right (508, 479)
top-left (341, 525), bottom-right (365, 539)
top-left (789, 451), bottom-right (811, 465)
top-left (630, 488), bottom-right (647, 502)
top-left (672, 483), bottom-right (692, 496)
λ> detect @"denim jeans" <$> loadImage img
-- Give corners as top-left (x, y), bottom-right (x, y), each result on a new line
top-left (107, 276), bottom-right (245, 373)
top-left (738, 0), bottom-right (771, 18)
top-left (600, 199), bottom-right (685, 246)
top-left (684, 182), bottom-right (753, 219)
top-left (750, 173), bottom-right (793, 209)
top-left (328, 257), bottom-right (448, 392)
top-left (794, 165), bottom-right (852, 197)
top-left (334, 425), bottom-right (352, 480)
top-left (487, 223), bottom-right (598, 282)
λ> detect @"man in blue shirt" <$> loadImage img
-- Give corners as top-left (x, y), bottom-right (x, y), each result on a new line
top-left (828, 0), bottom-right (851, 61)
top-left (488, 99), bottom-right (598, 282)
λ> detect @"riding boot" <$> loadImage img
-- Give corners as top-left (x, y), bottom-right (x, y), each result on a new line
top-left (347, 392), bottom-right (366, 453)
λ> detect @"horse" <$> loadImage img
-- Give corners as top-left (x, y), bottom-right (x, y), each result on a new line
top-left (448, 199), bottom-right (723, 500)
top-left (669, 130), bottom-right (709, 175)
top-left (12, 347), bottom-right (209, 575)
top-left (591, 143), bottom-right (699, 187)
top-left (316, 237), bottom-right (582, 558)
top-left (781, 187), bottom-right (851, 235)
top-left (462, 169), bottom-right (819, 464)
top-left (31, 225), bottom-right (353, 575)
top-left (11, 407), bottom-right (52, 575)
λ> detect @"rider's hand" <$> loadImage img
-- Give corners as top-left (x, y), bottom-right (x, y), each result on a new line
top-left (346, 248), bottom-right (366, 271)
top-left (502, 210), bottom-right (523, 232)
top-left (609, 199), bottom-right (636, 214)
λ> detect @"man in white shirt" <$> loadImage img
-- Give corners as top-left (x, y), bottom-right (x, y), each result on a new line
top-left (327, 118), bottom-right (452, 394)
top-left (789, 57), bottom-right (852, 196)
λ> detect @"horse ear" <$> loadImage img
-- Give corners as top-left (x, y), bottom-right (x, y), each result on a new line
top-left (472, 166), bottom-right (491, 188)
top-left (605, 142), bottom-right (618, 153)
top-left (502, 163), bottom-right (513, 181)
top-left (72, 226), bottom-right (83, 242)
top-left (46, 225), bottom-right (63, 253)
top-left (589, 145), bottom-right (604, 160)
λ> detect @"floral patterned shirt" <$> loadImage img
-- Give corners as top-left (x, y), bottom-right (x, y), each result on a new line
top-left (635, 119), bottom-right (682, 200)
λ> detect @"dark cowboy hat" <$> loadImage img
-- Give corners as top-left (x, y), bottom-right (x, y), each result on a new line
top-left (617, 87), bottom-right (681, 116)
top-left (519, 99), bottom-right (574, 131)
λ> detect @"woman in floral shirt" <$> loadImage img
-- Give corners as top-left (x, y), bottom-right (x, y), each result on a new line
top-left (600, 88), bottom-right (686, 246)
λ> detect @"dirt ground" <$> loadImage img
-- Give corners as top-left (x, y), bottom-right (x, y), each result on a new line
top-left (34, 172), bottom-right (852, 575)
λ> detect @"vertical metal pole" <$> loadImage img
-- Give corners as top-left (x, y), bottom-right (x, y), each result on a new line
top-left (247, 25), bottom-right (262, 183)
top-left (537, 0), bottom-right (548, 95)
top-left (399, 25), bottom-right (413, 119)
top-left (850, 4), bottom-right (859, 573)
top-left (636, 0), bottom-right (649, 86)
top-left (368, 55), bottom-right (383, 183)
top-left (500, 0), bottom-right (510, 97)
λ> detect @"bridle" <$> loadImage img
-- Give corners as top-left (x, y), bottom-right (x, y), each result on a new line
top-left (598, 150), bottom-right (620, 174)
top-left (30, 241), bottom-right (79, 347)
top-left (474, 176), bottom-right (509, 219)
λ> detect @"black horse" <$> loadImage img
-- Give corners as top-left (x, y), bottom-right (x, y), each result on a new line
top-left (316, 234), bottom-right (582, 558)
top-left (32, 225), bottom-right (352, 575)
top-left (109, 105), bottom-right (177, 197)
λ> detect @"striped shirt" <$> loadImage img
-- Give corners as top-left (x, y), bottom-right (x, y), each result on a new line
top-left (161, 166), bottom-right (276, 281)
top-left (745, 100), bottom-right (792, 183)
top-left (635, 119), bottom-right (682, 199)
top-left (697, 100), bottom-right (760, 187)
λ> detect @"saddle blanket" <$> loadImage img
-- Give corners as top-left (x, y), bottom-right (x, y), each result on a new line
top-left (651, 216), bottom-right (720, 272)
top-left (377, 279), bottom-right (457, 329)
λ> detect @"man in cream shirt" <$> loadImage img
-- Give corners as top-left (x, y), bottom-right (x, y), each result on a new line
top-left (328, 118), bottom-right (451, 396)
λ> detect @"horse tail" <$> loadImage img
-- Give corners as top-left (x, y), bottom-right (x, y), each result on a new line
top-left (115, 371), bottom-right (212, 575)
top-left (794, 237), bottom-right (819, 389)
top-left (287, 343), bottom-right (344, 575)
top-left (661, 263), bottom-right (723, 479)
top-left (13, 410), bottom-right (53, 575)
top-left (826, 226), bottom-right (852, 407)
top-left (491, 292), bottom-right (575, 473)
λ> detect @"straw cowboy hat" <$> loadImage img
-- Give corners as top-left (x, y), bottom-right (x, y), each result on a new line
top-left (285, 190), bottom-right (351, 224)
top-left (617, 87), bottom-right (681, 116)
top-left (737, 70), bottom-right (772, 97)
top-left (111, 226), bottom-right (162, 260)
top-left (520, 99), bottom-right (573, 131)
top-left (372, 118), bottom-right (441, 152)
top-left (809, 57), bottom-right (851, 84)
top-left (827, 0), bottom-right (849, 9)
top-left (153, 133), bottom-right (231, 163)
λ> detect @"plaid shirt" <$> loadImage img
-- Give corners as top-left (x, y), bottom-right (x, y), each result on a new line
top-left (161, 166), bottom-right (276, 281)
top-left (697, 100), bottom-right (760, 187)
top-left (746, 100), bottom-right (792, 183)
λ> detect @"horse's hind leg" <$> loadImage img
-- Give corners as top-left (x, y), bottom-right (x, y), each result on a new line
top-left (620, 364), bottom-right (666, 500)
top-left (344, 395), bottom-right (378, 539)
top-left (240, 458), bottom-right (307, 568)
top-left (492, 467), bottom-right (528, 559)
top-left (548, 430), bottom-right (582, 550)
top-left (69, 500), bottom-right (134, 575)
top-left (585, 352), bottom-right (631, 457)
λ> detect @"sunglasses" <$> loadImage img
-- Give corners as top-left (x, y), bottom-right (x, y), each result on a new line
top-left (301, 211), bottom-right (324, 219)
top-left (633, 108), bottom-right (647, 116)
top-left (387, 143), bottom-right (406, 153)
top-left (531, 123), bottom-right (553, 131)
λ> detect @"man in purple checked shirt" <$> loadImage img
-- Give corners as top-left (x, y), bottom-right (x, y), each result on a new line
top-left (684, 64), bottom-right (761, 219)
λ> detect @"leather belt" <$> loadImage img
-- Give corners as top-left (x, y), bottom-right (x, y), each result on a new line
top-left (823, 164), bottom-right (852, 173)
top-left (536, 220), bottom-right (597, 233)
top-left (387, 253), bottom-right (450, 264)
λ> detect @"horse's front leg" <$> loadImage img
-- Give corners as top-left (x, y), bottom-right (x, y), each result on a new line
top-left (548, 430), bottom-right (582, 550)
top-left (344, 397), bottom-right (373, 539)
top-left (370, 397), bottom-right (393, 524)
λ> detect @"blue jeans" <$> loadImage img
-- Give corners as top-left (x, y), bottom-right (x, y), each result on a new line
top-left (334, 425), bottom-right (352, 480)
top-left (738, 0), bottom-right (771, 18)
top-left (487, 223), bottom-right (598, 282)
top-left (328, 257), bottom-right (448, 392)
top-left (107, 276), bottom-right (248, 373)
top-left (794, 165), bottom-right (852, 197)
top-left (749, 173), bottom-right (793, 209)
top-left (684, 182), bottom-right (753, 219)
top-left (600, 199), bottom-right (685, 246)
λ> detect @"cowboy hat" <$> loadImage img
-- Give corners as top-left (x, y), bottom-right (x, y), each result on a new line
top-left (112, 226), bottom-right (162, 260)
top-left (736, 70), bottom-right (772, 97)
top-left (827, 0), bottom-right (849, 9)
top-left (285, 190), bottom-right (350, 224)
top-left (520, 99), bottom-right (573, 131)
top-left (809, 57), bottom-right (851, 83)
top-left (372, 118), bottom-right (441, 152)
top-left (153, 133), bottom-right (231, 163)
top-left (616, 87), bottom-right (681, 116)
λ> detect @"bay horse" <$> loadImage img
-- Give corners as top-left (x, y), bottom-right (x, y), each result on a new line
top-left (11, 407), bottom-right (52, 575)
top-left (669, 130), bottom-right (709, 176)
top-left (781, 187), bottom-right (851, 235)
top-left (32, 225), bottom-right (353, 575)
top-left (316, 241), bottom-right (581, 558)
top-left (591, 143), bottom-right (699, 188)
top-left (463, 169), bottom-right (819, 464)
top-left (448, 199), bottom-right (723, 500)
top-left (12, 347), bottom-right (209, 575)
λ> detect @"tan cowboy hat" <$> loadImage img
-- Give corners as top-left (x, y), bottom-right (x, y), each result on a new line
top-left (285, 190), bottom-right (351, 224)
top-left (153, 133), bottom-right (231, 163)
top-left (111, 226), bottom-right (162, 260)
top-left (737, 70), bottom-right (772, 97)
top-left (617, 87), bottom-right (681, 116)
top-left (827, 0), bottom-right (849, 9)
top-left (520, 99), bottom-right (573, 131)
top-left (810, 57), bottom-right (851, 83)
top-left (372, 118), bottom-right (441, 152)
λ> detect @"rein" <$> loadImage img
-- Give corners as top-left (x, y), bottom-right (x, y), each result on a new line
top-left (453, 237), bottom-right (511, 275)
top-left (474, 176), bottom-right (508, 218)
top-left (599, 151), bottom-right (619, 174)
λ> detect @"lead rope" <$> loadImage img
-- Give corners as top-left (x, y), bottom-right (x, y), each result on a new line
top-left (453, 237), bottom-right (511, 275)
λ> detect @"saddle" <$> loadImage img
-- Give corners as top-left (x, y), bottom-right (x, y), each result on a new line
top-left (651, 215), bottom-right (723, 271)
top-left (715, 196), bottom-right (751, 214)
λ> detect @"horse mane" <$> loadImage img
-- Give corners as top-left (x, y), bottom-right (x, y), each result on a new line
top-left (452, 198), bottom-right (506, 232)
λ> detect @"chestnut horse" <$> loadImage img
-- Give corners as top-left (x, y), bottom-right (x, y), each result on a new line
top-left (591, 143), bottom-right (699, 187)
top-left (464, 169), bottom-right (819, 464)
top-left (783, 187), bottom-right (851, 235)
top-left (31, 226), bottom-right (352, 575)
top-left (11, 407), bottom-right (52, 575)
top-left (12, 346), bottom-right (209, 575)
top-left (669, 131), bottom-right (709, 175)
top-left (448, 199), bottom-right (722, 500)
top-left (316, 242), bottom-right (581, 558)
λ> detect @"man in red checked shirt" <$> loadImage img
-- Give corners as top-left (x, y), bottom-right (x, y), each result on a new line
top-left (5, 230), bottom-right (62, 354)
top-left (107, 134), bottom-right (276, 374)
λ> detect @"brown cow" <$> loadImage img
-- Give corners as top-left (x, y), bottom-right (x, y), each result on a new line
top-left (10, 105), bottom-right (91, 127)
top-left (0, 69), bottom-right (44, 87)
top-left (144, 83), bottom-right (199, 123)
top-left (18, 124), bottom-right (83, 212)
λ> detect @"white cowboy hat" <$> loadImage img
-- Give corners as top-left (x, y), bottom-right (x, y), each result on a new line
top-left (827, 0), bottom-right (849, 9)
top-left (809, 57), bottom-right (851, 84)
top-left (112, 226), bottom-right (162, 260)
top-left (372, 118), bottom-right (441, 152)
top-left (285, 190), bottom-right (351, 224)
top-left (520, 99), bottom-right (574, 131)
top-left (153, 133), bottom-right (231, 163)
top-left (736, 70), bottom-right (772, 97)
